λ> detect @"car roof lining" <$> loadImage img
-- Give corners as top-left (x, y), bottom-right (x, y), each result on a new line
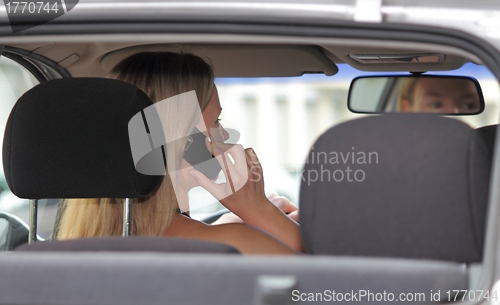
top-left (5, 34), bottom-right (482, 78)
top-left (100, 44), bottom-right (340, 77)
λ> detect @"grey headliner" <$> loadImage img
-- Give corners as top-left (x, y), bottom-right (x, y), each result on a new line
top-left (8, 38), bottom-right (473, 78)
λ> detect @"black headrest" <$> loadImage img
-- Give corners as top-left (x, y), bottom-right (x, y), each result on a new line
top-left (300, 114), bottom-right (490, 263)
top-left (2, 78), bottom-right (163, 199)
top-left (476, 124), bottom-right (497, 158)
top-left (15, 236), bottom-right (240, 254)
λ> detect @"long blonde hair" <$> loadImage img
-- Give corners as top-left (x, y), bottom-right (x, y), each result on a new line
top-left (56, 52), bottom-right (215, 239)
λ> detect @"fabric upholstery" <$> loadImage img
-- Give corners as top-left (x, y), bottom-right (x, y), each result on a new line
top-left (0, 252), bottom-right (468, 305)
top-left (476, 124), bottom-right (497, 158)
top-left (300, 114), bottom-right (490, 263)
top-left (15, 236), bottom-right (240, 254)
top-left (2, 78), bottom-right (163, 199)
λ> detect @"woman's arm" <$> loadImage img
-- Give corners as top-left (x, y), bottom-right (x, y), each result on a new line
top-left (201, 223), bottom-right (299, 255)
top-left (189, 141), bottom-right (304, 252)
top-left (212, 192), bottom-right (299, 224)
top-left (167, 213), bottom-right (297, 255)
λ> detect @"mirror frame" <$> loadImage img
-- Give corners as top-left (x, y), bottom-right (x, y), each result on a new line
top-left (347, 74), bottom-right (486, 115)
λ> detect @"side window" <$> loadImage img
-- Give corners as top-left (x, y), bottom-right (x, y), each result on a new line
top-left (0, 56), bottom-right (43, 238)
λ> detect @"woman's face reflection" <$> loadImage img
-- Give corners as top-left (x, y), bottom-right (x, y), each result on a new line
top-left (401, 78), bottom-right (481, 114)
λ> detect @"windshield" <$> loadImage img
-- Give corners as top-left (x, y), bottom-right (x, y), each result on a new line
top-left (0, 60), bottom-right (498, 232)
top-left (188, 62), bottom-right (500, 219)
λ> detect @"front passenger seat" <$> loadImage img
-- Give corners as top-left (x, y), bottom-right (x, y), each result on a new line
top-left (300, 114), bottom-right (490, 263)
top-left (476, 124), bottom-right (497, 159)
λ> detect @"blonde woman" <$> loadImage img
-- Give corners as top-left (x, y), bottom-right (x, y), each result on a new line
top-left (56, 52), bottom-right (303, 254)
top-left (397, 76), bottom-right (481, 113)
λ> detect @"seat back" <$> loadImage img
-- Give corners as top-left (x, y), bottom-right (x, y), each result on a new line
top-left (476, 124), bottom-right (497, 159)
top-left (15, 236), bottom-right (239, 253)
top-left (0, 252), bottom-right (468, 305)
top-left (300, 114), bottom-right (491, 262)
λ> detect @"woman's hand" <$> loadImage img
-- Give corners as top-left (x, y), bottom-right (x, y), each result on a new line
top-left (189, 140), bottom-right (304, 252)
top-left (188, 139), bottom-right (269, 220)
top-left (267, 192), bottom-right (299, 223)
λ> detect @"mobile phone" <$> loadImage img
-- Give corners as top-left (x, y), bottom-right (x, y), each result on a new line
top-left (183, 127), bottom-right (222, 180)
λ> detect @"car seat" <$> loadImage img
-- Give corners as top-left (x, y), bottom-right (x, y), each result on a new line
top-left (476, 124), bottom-right (497, 159)
top-left (300, 114), bottom-right (490, 263)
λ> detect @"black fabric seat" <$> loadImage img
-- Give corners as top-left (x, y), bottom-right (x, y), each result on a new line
top-left (15, 236), bottom-right (239, 253)
top-left (476, 124), bottom-right (497, 158)
top-left (2, 78), bottom-right (239, 254)
top-left (300, 114), bottom-right (490, 263)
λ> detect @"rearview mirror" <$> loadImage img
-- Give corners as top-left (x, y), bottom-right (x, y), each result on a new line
top-left (348, 75), bottom-right (485, 115)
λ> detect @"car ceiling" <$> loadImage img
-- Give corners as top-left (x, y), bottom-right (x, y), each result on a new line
top-left (7, 38), bottom-right (473, 78)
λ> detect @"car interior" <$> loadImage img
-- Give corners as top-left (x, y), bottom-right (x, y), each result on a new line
top-left (0, 30), bottom-right (499, 305)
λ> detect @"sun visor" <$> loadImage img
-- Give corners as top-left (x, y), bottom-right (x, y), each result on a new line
top-left (101, 44), bottom-right (339, 77)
